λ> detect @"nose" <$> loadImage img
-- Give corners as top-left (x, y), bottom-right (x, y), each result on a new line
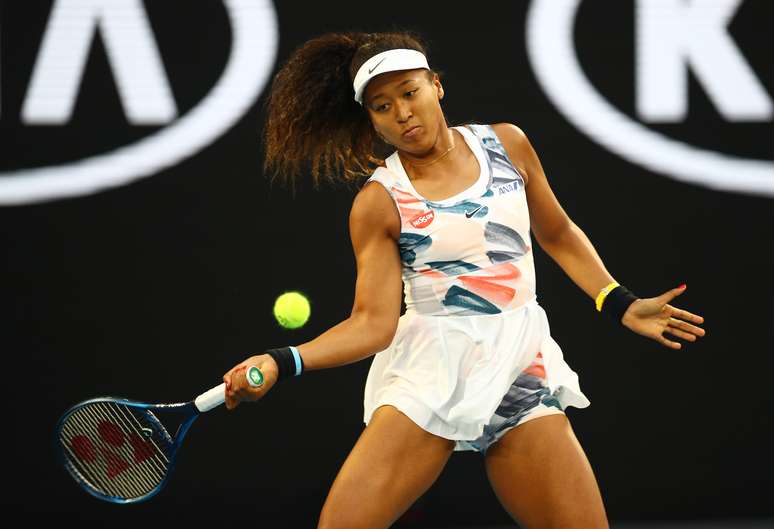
top-left (394, 99), bottom-right (412, 122)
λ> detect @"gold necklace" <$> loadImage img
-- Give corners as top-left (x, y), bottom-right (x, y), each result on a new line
top-left (403, 132), bottom-right (456, 168)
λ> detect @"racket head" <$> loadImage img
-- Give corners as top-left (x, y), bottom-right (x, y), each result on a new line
top-left (55, 396), bottom-right (198, 504)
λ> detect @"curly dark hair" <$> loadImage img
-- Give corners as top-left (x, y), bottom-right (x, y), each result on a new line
top-left (262, 31), bottom-right (434, 187)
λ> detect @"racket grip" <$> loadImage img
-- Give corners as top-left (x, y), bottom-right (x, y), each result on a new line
top-left (194, 383), bottom-right (226, 412)
top-left (194, 368), bottom-right (264, 412)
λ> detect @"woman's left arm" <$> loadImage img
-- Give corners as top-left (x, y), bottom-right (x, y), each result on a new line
top-left (493, 123), bottom-right (705, 349)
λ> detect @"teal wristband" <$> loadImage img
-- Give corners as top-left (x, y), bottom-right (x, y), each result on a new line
top-left (266, 347), bottom-right (304, 381)
top-left (290, 346), bottom-right (303, 376)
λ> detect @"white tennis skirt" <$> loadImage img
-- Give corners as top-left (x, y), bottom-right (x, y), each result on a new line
top-left (363, 297), bottom-right (590, 449)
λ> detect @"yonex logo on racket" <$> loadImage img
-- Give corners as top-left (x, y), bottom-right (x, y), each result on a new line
top-left (67, 419), bottom-right (156, 479)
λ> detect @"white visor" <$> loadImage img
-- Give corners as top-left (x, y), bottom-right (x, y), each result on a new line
top-left (353, 49), bottom-right (430, 105)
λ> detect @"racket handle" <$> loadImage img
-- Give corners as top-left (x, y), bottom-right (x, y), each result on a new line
top-left (194, 368), bottom-right (264, 412)
top-left (194, 383), bottom-right (226, 412)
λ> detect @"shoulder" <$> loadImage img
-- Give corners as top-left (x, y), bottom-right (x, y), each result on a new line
top-left (350, 175), bottom-right (400, 240)
top-left (490, 123), bottom-right (533, 185)
top-left (490, 122), bottom-right (530, 151)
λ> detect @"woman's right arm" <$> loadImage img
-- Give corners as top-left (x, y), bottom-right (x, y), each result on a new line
top-left (223, 181), bottom-right (403, 408)
top-left (295, 181), bottom-right (403, 370)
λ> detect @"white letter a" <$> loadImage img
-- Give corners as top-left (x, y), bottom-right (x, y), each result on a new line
top-left (22, 0), bottom-right (177, 125)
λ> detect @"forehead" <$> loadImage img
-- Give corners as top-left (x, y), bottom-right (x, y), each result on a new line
top-left (364, 68), bottom-right (428, 102)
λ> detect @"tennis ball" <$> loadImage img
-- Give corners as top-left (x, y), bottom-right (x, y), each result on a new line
top-left (273, 291), bottom-right (311, 329)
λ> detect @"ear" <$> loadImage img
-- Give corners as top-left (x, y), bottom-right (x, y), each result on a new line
top-left (432, 73), bottom-right (444, 100)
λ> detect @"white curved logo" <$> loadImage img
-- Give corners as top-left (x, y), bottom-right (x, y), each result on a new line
top-left (0, 0), bottom-right (278, 205)
top-left (526, 0), bottom-right (774, 197)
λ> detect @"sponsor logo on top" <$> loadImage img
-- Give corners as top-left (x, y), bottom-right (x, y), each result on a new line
top-left (410, 210), bottom-right (436, 229)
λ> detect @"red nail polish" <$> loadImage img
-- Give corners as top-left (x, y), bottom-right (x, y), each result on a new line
top-left (679, 284), bottom-right (687, 289)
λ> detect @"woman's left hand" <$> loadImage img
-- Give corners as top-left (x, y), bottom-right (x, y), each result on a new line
top-left (621, 285), bottom-right (706, 349)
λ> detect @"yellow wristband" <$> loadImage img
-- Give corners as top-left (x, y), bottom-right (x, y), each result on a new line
top-left (595, 281), bottom-right (620, 312)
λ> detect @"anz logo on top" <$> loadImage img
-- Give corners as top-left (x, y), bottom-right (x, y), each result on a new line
top-left (0, 0), bottom-right (278, 205)
top-left (527, 0), bottom-right (774, 198)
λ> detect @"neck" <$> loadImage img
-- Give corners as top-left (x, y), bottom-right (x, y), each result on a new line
top-left (399, 126), bottom-right (456, 172)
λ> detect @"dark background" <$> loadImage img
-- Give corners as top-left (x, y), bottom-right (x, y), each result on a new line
top-left (1, 1), bottom-right (771, 527)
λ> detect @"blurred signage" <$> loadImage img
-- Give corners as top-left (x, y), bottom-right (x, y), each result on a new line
top-left (0, 0), bottom-right (278, 205)
top-left (527, 0), bottom-right (774, 197)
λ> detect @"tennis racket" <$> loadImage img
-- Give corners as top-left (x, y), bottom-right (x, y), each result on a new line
top-left (54, 365), bottom-right (265, 504)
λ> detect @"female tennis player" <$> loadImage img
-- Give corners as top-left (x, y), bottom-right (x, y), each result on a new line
top-left (223, 31), bottom-right (705, 529)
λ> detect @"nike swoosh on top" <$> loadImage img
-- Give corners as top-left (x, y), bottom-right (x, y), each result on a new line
top-left (368, 57), bottom-right (387, 74)
top-left (465, 205), bottom-right (483, 218)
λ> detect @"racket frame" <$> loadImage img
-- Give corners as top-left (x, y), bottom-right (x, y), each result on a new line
top-left (55, 373), bottom-right (253, 503)
top-left (54, 396), bottom-right (201, 504)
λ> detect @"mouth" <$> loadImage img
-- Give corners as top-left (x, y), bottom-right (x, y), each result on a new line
top-left (402, 125), bottom-right (422, 138)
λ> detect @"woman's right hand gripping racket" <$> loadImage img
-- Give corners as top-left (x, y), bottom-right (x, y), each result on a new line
top-left (55, 365), bottom-right (267, 504)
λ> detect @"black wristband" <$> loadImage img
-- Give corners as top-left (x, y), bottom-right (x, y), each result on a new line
top-left (265, 347), bottom-right (303, 382)
top-left (601, 285), bottom-right (639, 324)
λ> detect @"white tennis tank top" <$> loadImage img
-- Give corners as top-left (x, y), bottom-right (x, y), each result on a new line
top-left (367, 124), bottom-right (536, 316)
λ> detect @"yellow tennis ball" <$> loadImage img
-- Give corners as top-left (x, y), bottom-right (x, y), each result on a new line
top-left (273, 291), bottom-right (311, 329)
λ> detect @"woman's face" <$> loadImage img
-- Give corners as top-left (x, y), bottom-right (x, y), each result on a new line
top-left (363, 69), bottom-right (445, 154)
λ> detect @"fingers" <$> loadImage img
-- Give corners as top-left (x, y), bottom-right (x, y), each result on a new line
top-left (664, 326), bottom-right (696, 342)
top-left (658, 284), bottom-right (687, 305)
top-left (628, 285), bottom-right (705, 350)
top-left (223, 362), bottom-right (271, 411)
top-left (230, 365), bottom-right (248, 397)
top-left (659, 335), bottom-right (682, 349)
top-left (658, 313), bottom-right (706, 349)
top-left (225, 392), bottom-right (239, 410)
top-left (668, 317), bottom-right (706, 338)
top-left (223, 364), bottom-right (246, 410)
top-left (668, 306), bottom-right (705, 326)
top-left (223, 365), bottom-right (241, 410)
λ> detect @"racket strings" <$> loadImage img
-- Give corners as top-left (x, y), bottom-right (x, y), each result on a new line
top-left (61, 403), bottom-right (162, 498)
top-left (64, 402), bottom-right (168, 497)
top-left (59, 401), bottom-right (173, 500)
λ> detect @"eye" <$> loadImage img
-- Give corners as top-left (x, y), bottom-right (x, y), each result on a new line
top-left (375, 103), bottom-right (390, 112)
top-left (405, 88), bottom-right (419, 97)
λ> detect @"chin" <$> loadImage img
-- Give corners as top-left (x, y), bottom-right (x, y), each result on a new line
top-left (400, 130), bottom-right (434, 152)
